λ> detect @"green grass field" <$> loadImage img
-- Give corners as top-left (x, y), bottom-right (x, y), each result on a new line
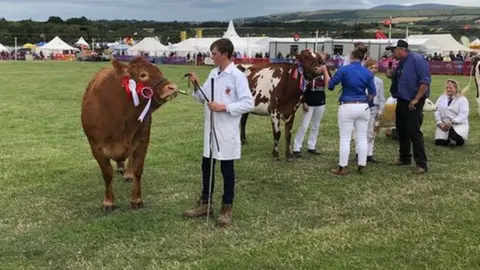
top-left (0, 61), bottom-right (479, 269)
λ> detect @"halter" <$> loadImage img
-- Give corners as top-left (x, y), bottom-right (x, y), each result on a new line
top-left (292, 56), bottom-right (324, 92)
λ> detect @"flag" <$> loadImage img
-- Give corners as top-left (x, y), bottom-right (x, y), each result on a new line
top-left (375, 30), bottom-right (387, 39)
top-left (383, 17), bottom-right (392, 26)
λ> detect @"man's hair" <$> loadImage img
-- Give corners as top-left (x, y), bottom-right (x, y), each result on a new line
top-left (210, 38), bottom-right (234, 58)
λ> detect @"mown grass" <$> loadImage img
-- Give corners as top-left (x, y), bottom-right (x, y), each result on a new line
top-left (0, 60), bottom-right (479, 269)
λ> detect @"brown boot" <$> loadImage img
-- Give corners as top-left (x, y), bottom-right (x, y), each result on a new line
top-left (331, 166), bottom-right (348, 176)
top-left (183, 199), bottom-right (214, 218)
top-left (217, 204), bottom-right (232, 227)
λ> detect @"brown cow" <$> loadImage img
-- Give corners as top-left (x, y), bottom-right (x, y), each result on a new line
top-left (81, 57), bottom-right (178, 212)
top-left (237, 49), bottom-right (328, 161)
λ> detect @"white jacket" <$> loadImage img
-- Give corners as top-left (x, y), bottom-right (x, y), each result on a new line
top-left (373, 76), bottom-right (386, 115)
top-left (434, 94), bottom-right (469, 140)
top-left (193, 62), bottom-right (254, 160)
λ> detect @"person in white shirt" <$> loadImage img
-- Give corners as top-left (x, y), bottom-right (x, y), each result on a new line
top-left (362, 59), bottom-right (386, 162)
top-left (434, 79), bottom-right (469, 146)
top-left (184, 38), bottom-right (254, 227)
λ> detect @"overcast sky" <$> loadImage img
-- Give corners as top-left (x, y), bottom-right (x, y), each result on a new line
top-left (1, 0), bottom-right (479, 21)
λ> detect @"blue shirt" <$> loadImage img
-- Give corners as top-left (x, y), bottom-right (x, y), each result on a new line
top-left (327, 61), bottom-right (376, 103)
top-left (390, 52), bottom-right (431, 102)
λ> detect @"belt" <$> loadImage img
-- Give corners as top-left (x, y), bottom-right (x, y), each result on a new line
top-left (339, 100), bottom-right (367, 105)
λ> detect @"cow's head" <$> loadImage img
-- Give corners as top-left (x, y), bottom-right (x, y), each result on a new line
top-left (112, 57), bottom-right (178, 107)
top-left (293, 49), bottom-right (326, 80)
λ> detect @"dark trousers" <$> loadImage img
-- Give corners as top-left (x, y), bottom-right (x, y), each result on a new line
top-left (395, 98), bottom-right (427, 168)
top-left (201, 157), bottom-right (235, 205)
top-left (435, 128), bottom-right (465, 146)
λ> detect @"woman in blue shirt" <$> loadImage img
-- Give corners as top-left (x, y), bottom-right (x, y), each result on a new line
top-left (327, 45), bottom-right (377, 175)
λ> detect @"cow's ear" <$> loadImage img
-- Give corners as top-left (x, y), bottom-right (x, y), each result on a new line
top-left (111, 58), bottom-right (128, 77)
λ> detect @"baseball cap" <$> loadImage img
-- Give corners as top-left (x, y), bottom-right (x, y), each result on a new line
top-left (386, 40), bottom-right (409, 50)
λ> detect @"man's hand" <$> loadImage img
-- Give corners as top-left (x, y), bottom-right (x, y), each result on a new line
top-left (376, 113), bottom-right (381, 121)
top-left (208, 102), bottom-right (226, 112)
top-left (408, 98), bottom-right (419, 110)
top-left (187, 71), bottom-right (199, 84)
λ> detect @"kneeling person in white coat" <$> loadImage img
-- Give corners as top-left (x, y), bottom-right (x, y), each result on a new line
top-left (183, 38), bottom-right (254, 227)
top-left (434, 79), bottom-right (469, 146)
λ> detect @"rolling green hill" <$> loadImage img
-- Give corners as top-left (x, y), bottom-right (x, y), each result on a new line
top-left (236, 5), bottom-right (480, 25)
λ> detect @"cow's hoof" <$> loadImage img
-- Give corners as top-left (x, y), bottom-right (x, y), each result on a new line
top-left (102, 205), bottom-right (115, 213)
top-left (286, 157), bottom-right (294, 162)
top-left (131, 201), bottom-right (144, 210)
top-left (241, 140), bottom-right (248, 145)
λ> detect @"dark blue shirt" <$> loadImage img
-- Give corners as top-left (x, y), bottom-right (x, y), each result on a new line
top-left (327, 61), bottom-right (376, 103)
top-left (390, 52), bottom-right (431, 102)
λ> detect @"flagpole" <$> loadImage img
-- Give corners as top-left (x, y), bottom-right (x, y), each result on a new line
top-left (388, 16), bottom-right (392, 41)
top-left (315, 29), bottom-right (318, 51)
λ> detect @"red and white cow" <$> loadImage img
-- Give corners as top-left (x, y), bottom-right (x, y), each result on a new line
top-left (237, 49), bottom-right (328, 161)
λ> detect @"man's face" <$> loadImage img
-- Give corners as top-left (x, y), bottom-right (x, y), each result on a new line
top-left (211, 47), bottom-right (227, 66)
top-left (394, 47), bottom-right (407, 59)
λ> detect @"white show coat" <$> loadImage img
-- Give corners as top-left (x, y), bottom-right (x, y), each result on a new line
top-left (193, 62), bottom-right (254, 160)
top-left (434, 94), bottom-right (470, 140)
top-left (373, 76), bottom-right (386, 115)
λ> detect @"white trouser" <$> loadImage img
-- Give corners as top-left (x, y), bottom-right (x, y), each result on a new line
top-left (338, 103), bottom-right (370, 167)
top-left (294, 105), bottom-right (326, 151)
top-left (354, 107), bottom-right (378, 156)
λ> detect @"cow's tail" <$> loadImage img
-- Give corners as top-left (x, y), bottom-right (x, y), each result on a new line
top-left (460, 65), bottom-right (475, 96)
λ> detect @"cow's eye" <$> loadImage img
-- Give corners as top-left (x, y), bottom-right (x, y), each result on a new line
top-left (140, 72), bottom-right (148, 78)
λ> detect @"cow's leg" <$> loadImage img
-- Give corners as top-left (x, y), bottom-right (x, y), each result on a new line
top-left (123, 158), bottom-right (134, 183)
top-left (116, 160), bottom-right (125, 175)
top-left (271, 111), bottom-right (281, 160)
top-left (90, 146), bottom-right (115, 212)
top-left (240, 113), bottom-right (249, 145)
top-left (285, 115), bottom-right (295, 162)
top-left (129, 131), bottom-right (151, 210)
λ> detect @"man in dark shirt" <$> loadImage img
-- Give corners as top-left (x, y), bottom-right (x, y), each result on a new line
top-left (386, 40), bottom-right (432, 174)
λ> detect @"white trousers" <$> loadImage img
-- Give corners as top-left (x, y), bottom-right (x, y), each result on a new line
top-left (338, 103), bottom-right (370, 167)
top-left (293, 105), bottom-right (326, 151)
top-left (354, 107), bottom-right (378, 156)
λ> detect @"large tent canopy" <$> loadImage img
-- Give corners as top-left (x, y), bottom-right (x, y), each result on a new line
top-left (38, 36), bottom-right (79, 54)
top-left (127, 37), bottom-right (169, 56)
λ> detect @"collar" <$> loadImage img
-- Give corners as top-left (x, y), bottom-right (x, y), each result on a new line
top-left (215, 62), bottom-right (235, 77)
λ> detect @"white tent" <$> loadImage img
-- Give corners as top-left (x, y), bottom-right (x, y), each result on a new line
top-left (127, 37), bottom-right (169, 56)
top-left (470, 38), bottom-right (480, 49)
top-left (0, 43), bottom-right (8, 52)
top-left (75, 37), bottom-right (89, 48)
top-left (39, 36), bottom-right (79, 54)
top-left (407, 34), bottom-right (473, 53)
top-left (223, 20), bottom-right (240, 39)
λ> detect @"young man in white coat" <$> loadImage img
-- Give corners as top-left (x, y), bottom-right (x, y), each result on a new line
top-left (183, 38), bottom-right (254, 227)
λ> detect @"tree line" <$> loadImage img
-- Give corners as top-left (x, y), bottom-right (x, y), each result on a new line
top-left (0, 16), bottom-right (477, 46)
